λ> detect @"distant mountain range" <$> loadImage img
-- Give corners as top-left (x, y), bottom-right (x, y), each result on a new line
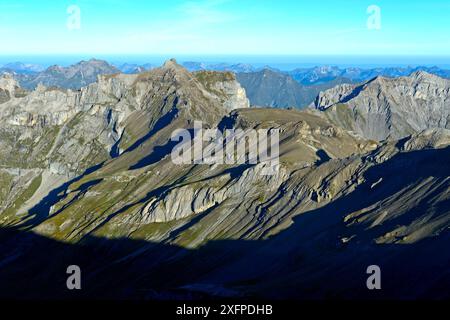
top-left (192, 63), bottom-right (450, 108)
top-left (1, 59), bottom-right (119, 90)
top-left (0, 62), bottom-right (45, 74)
top-left (180, 62), bottom-right (450, 85)
top-left (115, 63), bottom-right (154, 74)
top-left (289, 65), bottom-right (450, 85)
top-left (2, 59), bottom-right (450, 109)
top-left (236, 69), bottom-right (352, 108)
top-left (182, 61), bottom-right (256, 73)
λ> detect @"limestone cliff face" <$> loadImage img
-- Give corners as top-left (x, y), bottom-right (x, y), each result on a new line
top-left (139, 163), bottom-right (289, 224)
top-left (312, 71), bottom-right (450, 141)
top-left (0, 74), bottom-right (19, 95)
top-left (312, 83), bottom-right (355, 110)
top-left (0, 74), bottom-right (27, 104)
top-left (0, 60), bottom-right (248, 168)
top-left (0, 60), bottom-right (251, 221)
top-left (193, 70), bottom-right (250, 110)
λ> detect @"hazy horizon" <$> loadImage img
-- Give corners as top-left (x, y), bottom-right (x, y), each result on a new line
top-left (1, 54), bottom-right (450, 70)
top-left (2, 1), bottom-right (449, 70)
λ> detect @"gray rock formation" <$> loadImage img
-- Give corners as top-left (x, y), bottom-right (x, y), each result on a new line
top-left (312, 71), bottom-right (450, 141)
top-left (0, 73), bottom-right (27, 103)
top-left (194, 70), bottom-right (249, 110)
top-left (0, 60), bottom-right (249, 221)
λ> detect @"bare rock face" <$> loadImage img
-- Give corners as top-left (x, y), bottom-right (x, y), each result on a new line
top-left (0, 60), bottom-right (248, 167)
top-left (312, 71), bottom-right (450, 141)
top-left (401, 128), bottom-right (450, 151)
top-left (313, 83), bottom-right (356, 110)
top-left (139, 163), bottom-right (289, 224)
top-left (194, 70), bottom-right (250, 110)
top-left (0, 73), bottom-right (19, 94)
top-left (0, 73), bottom-right (27, 103)
top-left (0, 60), bottom-right (253, 221)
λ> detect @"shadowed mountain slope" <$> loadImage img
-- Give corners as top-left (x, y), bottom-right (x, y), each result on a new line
top-left (237, 69), bottom-right (352, 108)
top-left (0, 143), bottom-right (448, 299)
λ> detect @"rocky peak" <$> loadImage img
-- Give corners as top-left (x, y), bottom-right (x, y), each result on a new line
top-left (0, 73), bottom-right (19, 92)
top-left (312, 72), bottom-right (450, 141)
top-left (312, 83), bottom-right (356, 111)
top-left (0, 73), bottom-right (27, 103)
top-left (77, 58), bottom-right (109, 66)
top-left (162, 58), bottom-right (179, 69)
top-left (46, 65), bottom-right (65, 73)
top-left (410, 70), bottom-right (437, 80)
top-left (157, 58), bottom-right (193, 83)
top-left (0, 58), bottom-right (252, 177)
top-left (401, 128), bottom-right (450, 151)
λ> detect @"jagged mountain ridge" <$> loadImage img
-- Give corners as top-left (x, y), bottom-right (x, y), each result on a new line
top-left (0, 59), bottom-right (248, 222)
top-left (182, 61), bottom-right (256, 73)
top-left (289, 65), bottom-right (450, 85)
top-left (0, 62), bottom-right (45, 74)
top-left (9, 59), bottom-right (120, 90)
top-left (312, 71), bottom-right (450, 141)
top-left (3, 59), bottom-right (450, 112)
top-left (116, 63), bottom-right (154, 74)
top-left (0, 61), bottom-right (448, 299)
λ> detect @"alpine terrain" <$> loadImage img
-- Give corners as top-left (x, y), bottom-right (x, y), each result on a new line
top-left (0, 60), bottom-right (448, 300)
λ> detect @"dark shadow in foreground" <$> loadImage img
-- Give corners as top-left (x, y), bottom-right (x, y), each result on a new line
top-left (0, 225), bottom-right (448, 300)
top-left (0, 147), bottom-right (449, 300)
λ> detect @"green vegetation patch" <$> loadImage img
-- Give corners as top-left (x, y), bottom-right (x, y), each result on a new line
top-left (1, 174), bottom-right (42, 218)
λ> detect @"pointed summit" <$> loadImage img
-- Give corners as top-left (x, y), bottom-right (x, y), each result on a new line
top-left (163, 58), bottom-right (181, 69)
top-left (313, 69), bottom-right (450, 141)
top-left (410, 70), bottom-right (436, 81)
top-left (158, 58), bottom-right (191, 82)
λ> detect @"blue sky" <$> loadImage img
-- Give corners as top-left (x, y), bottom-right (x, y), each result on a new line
top-left (0, 0), bottom-right (449, 56)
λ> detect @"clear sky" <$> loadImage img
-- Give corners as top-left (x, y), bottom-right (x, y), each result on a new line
top-left (0, 0), bottom-right (449, 56)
